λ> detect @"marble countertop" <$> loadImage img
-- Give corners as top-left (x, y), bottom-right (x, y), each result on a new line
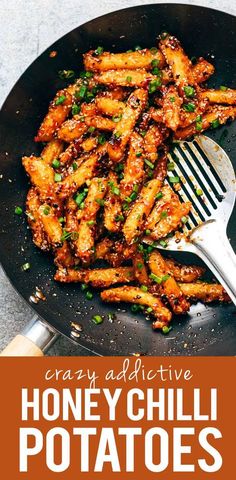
top-left (0, 0), bottom-right (235, 356)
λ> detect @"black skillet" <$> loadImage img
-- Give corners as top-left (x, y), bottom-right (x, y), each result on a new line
top-left (0, 3), bottom-right (236, 356)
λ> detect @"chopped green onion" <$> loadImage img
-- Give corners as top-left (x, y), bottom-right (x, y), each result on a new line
top-left (92, 315), bottom-right (103, 325)
top-left (184, 86), bottom-right (195, 98)
top-left (167, 162), bottom-right (175, 171)
top-left (211, 118), bottom-right (220, 129)
top-left (148, 78), bottom-right (162, 93)
top-left (144, 158), bottom-right (154, 169)
top-left (54, 173), bottom-right (62, 182)
top-left (115, 214), bottom-right (124, 222)
top-left (195, 114), bottom-right (203, 131)
top-left (140, 130), bottom-right (147, 137)
top-left (58, 69), bottom-right (75, 80)
top-left (87, 220), bottom-right (95, 226)
top-left (145, 229), bottom-right (151, 235)
top-left (170, 96), bottom-right (176, 103)
top-left (137, 262), bottom-right (143, 270)
top-left (98, 134), bottom-right (106, 145)
top-left (52, 159), bottom-right (60, 169)
top-left (160, 210), bottom-right (168, 219)
top-left (55, 95), bottom-right (66, 105)
top-left (126, 49), bottom-right (133, 53)
top-left (72, 162), bottom-right (78, 171)
top-left (126, 76), bottom-right (132, 82)
top-left (58, 217), bottom-right (65, 224)
top-left (152, 67), bottom-right (161, 75)
top-left (162, 325), bottom-right (172, 334)
top-left (95, 46), bottom-right (104, 55)
top-left (169, 176), bottom-right (179, 183)
top-left (156, 192), bottom-right (163, 200)
top-left (61, 230), bottom-right (78, 242)
top-left (130, 191), bottom-right (137, 201)
top-left (162, 274), bottom-right (170, 282)
top-left (181, 215), bottom-right (188, 224)
top-left (95, 198), bottom-right (104, 206)
top-left (134, 45), bottom-right (142, 51)
top-left (140, 285), bottom-right (148, 292)
top-left (183, 102), bottom-right (196, 112)
top-left (159, 240), bottom-right (168, 248)
top-left (75, 190), bottom-right (87, 207)
top-left (136, 151), bottom-right (142, 157)
top-left (86, 290), bottom-right (93, 300)
top-left (71, 104), bottom-right (81, 116)
top-left (114, 131), bottom-right (122, 139)
top-left (43, 206), bottom-right (50, 215)
top-left (81, 283), bottom-right (88, 291)
top-left (80, 71), bottom-right (93, 79)
top-left (88, 126), bottom-right (95, 133)
top-left (196, 188), bottom-right (203, 196)
top-left (149, 273), bottom-right (163, 284)
top-left (220, 85), bottom-right (228, 91)
top-left (146, 307), bottom-right (153, 313)
top-left (15, 206), bottom-right (23, 215)
top-left (21, 262), bottom-right (30, 271)
top-left (131, 304), bottom-right (140, 313)
top-left (108, 181), bottom-right (120, 196)
top-left (112, 114), bottom-right (122, 122)
top-left (77, 85), bottom-right (87, 98)
top-left (151, 58), bottom-right (159, 66)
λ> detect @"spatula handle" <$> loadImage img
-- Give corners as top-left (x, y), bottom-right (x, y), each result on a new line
top-left (190, 220), bottom-right (236, 305)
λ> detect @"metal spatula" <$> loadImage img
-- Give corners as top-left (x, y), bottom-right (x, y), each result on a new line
top-left (145, 135), bottom-right (236, 305)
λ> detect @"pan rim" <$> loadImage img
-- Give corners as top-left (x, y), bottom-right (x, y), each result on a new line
top-left (0, 2), bottom-right (236, 356)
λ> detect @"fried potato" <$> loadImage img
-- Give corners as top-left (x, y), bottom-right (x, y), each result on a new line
top-left (108, 88), bottom-right (147, 162)
top-left (26, 187), bottom-right (48, 250)
top-left (150, 201), bottom-right (191, 240)
top-left (85, 115), bottom-right (115, 131)
top-left (35, 87), bottom-right (74, 142)
top-left (200, 88), bottom-right (236, 105)
top-left (76, 177), bottom-right (107, 263)
top-left (145, 184), bottom-right (191, 239)
top-left (192, 58), bottom-right (215, 84)
top-left (165, 258), bottom-right (205, 283)
top-left (133, 252), bottom-right (150, 286)
top-left (179, 282), bottom-right (230, 303)
top-left (54, 267), bottom-right (86, 283)
top-left (95, 69), bottom-right (156, 88)
top-left (57, 117), bottom-right (88, 142)
top-left (95, 238), bottom-right (113, 259)
top-left (55, 266), bottom-right (134, 287)
top-left (149, 251), bottom-right (190, 314)
top-left (22, 156), bottom-right (55, 202)
top-left (56, 143), bottom-right (107, 200)
top-left (54, 242), bottom-right (77, 268)
top-left (120, 132), bottom-right (144, 200)
top-left (143, 124), bottom-right (166, 163)
top-left (154, 149), bottom-right (168, 182)
top-left (82, 136), bottom-right (98, 152)
top-left (150, 107), bottom-right (165, 124)
top-left (84, 48), bottom-right (164, 71)
top-left (101, 286), bottom-right (172, 326)
top-left (162, 85), bottom-right (182, 130)
top-left (96, 96), bottom-right (125, 116)
top-left (145, 185), bottom-right (173, 231)
top-left (159, 34), bottom-right (194, 89)
top-left (41, 139), bottom-right (64, 165)
top-left (123, 179), bottom-right (162, 244)
top-left (175, 106), bottom-right (236, 139)
top-left (104, 172), bottom-right (123, 232)
top-left (39, 204), bottom-right (63, 248)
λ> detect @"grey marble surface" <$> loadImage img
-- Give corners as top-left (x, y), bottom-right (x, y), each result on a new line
top-left (0, 0), bottom-right (235, 356)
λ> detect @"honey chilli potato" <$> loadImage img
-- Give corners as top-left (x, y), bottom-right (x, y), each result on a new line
top-left (22, 34), bottom-right (234, 335)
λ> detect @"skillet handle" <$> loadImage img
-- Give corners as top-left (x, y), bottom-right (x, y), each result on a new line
top-left (0, 315), bottom-right (59, 356)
